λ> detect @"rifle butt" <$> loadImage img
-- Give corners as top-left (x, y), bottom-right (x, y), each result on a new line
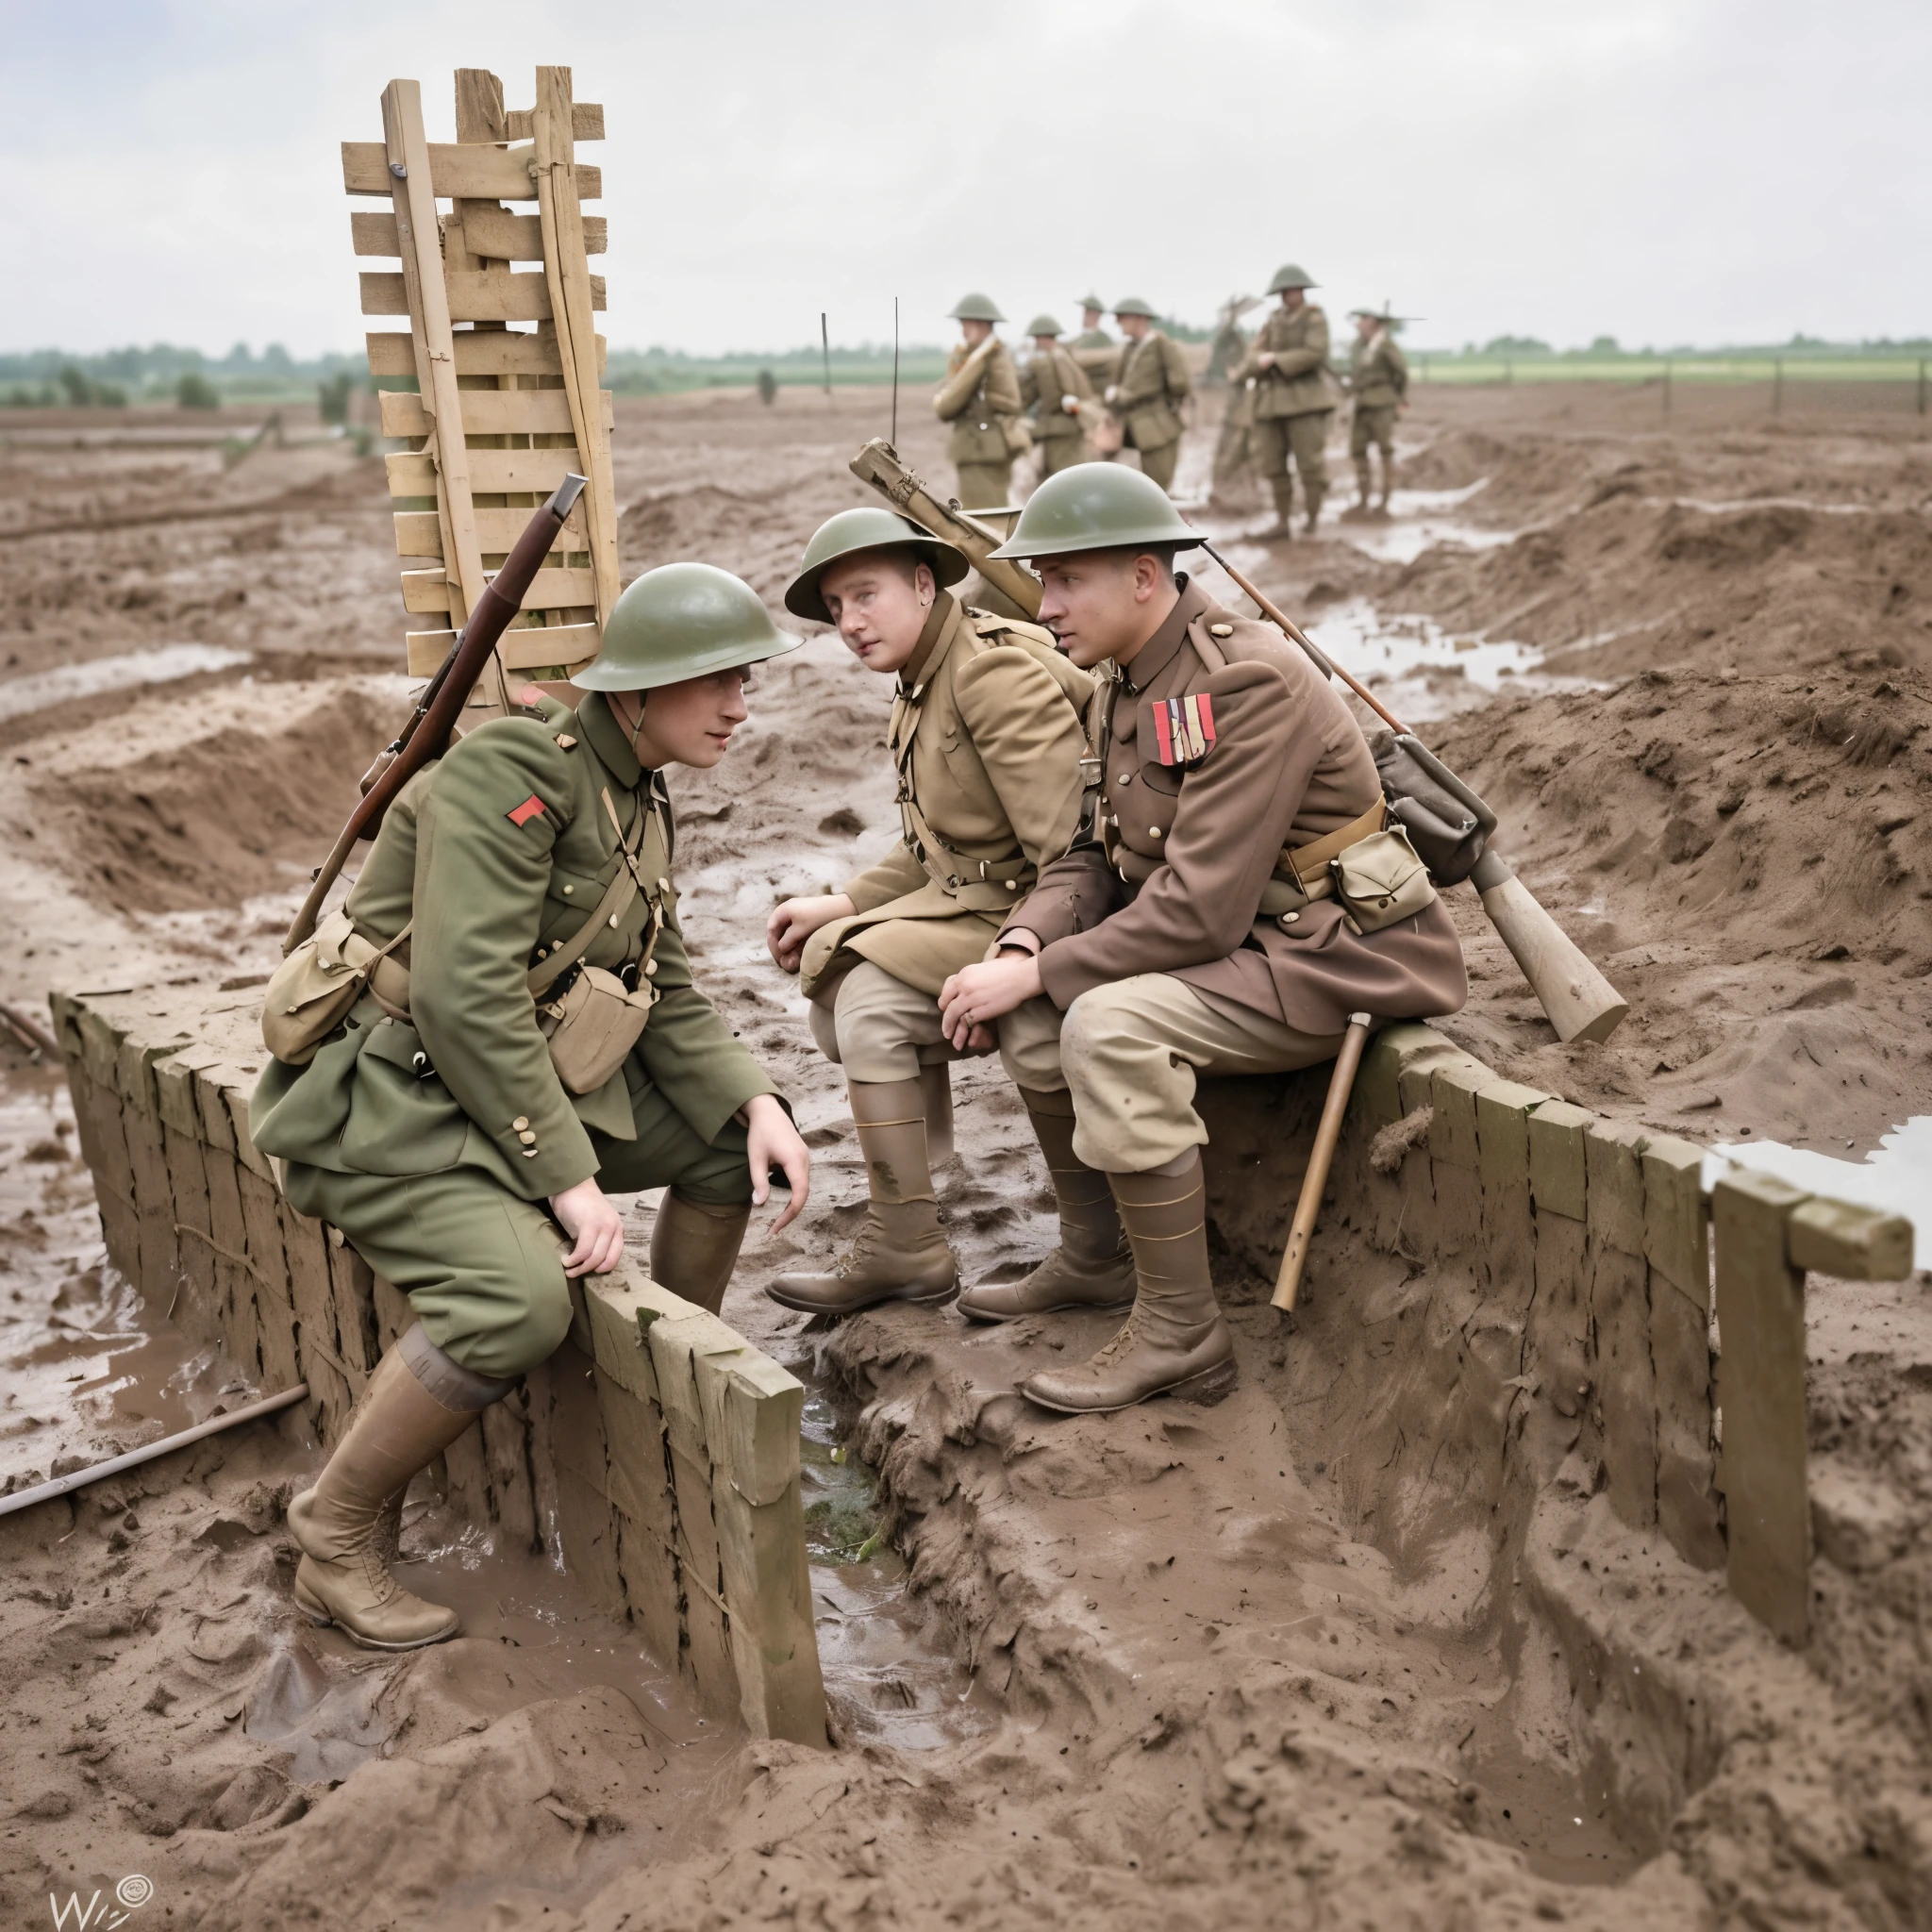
top-left (1473, 868), bottom-right (1628, 1044)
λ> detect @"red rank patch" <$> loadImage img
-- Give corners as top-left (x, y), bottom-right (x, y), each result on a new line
top-left (506, 794), bottom-right (547, 827)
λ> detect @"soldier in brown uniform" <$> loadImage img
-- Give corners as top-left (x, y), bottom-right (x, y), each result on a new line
top-left (1068, 295), bottom-right (1119, 392)
top-left (1237, 263), bottom-right (1336, 537)
top-left (938, 465), bottom-right (1467, 1411)
top-left (1345, 305), bottom-right (1409, 516)
top-left (1018, 316), bottom-right (1097, 478)
top-left (1107, 298), bottom-right (1192, 494)
top-left (933, 293), bottom-right (1026, 509)
top-left (764, 509), bottom-right (1094, 1315)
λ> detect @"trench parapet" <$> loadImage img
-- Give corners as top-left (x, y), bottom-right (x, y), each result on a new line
top-left (47, 982), bottom-right (826, 1746)
top-left (1196, 1020), bottom-right (1917, 1646)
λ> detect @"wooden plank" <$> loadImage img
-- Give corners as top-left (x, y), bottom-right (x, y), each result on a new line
top-left (1788, 1197), bottom-right (1914, 1281)
top-left (378, 385), bottom-right (611, 440)
top-left (367, 328), bottom-right (594, 379)
top-left (401, 563), bottom-right (598, 614)
top-left (506, 103), bottom-right (606, 142)
top-left (361, 269), bottom-right (604, 324)
top-left (387, 444), bottom-right (582, 499)
top-left (456, 207), bottom-right (608, 260)
top-left (343, 138), bottom-right (602, 202)
top-left (394, 504), bottom-right (590, 558)
top-left (405, 623), bottom-right (599, 676)
top-left (532, 66), bottom-right (621, 632)
top-left (1712, 1170), bottom-right (1811, 1643)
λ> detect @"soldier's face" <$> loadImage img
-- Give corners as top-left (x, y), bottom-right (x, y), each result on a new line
top-left (1117, 314), bottom-right (1149, 341)
top-left (1035, 551), bottom-right (1169, 669)
top-left (959, 318), bottom-right (993, 347)
top-left (1280, 289), bottom-right (1305, 313)
top-left (1355, 314), bottom-right (1376, 341)
top-left (613, 669), bottom-right (751, 772)
top-left (1083, 308), bottom-right (1102, 329)
top-left (820, 554), bottom-right (935, 674)
top-left (1034, 335), bottom-right (1058, 353)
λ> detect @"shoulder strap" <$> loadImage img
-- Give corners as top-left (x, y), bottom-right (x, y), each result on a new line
top-left (525, 787), bottom-right (648, 996)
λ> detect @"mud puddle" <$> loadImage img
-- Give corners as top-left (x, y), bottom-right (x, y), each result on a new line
top-left (4, 644), bottom-right (253, 714)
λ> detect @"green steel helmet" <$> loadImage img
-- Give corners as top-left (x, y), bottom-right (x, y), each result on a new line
top-left (575, 562), bottom-right (799, 691)
top-left (1076, 292), bottom-right (1106, 312)
top-left (986, 462), bottom-right (1203, 561)
top-left (1025, 313), bottom-right (1064, 339)
top-left (1111, 295), bottom-right (1158, 319)
top-left (783, 508), bottom-right (970, 625)
top-left (948, 291), bottom-right (1006, 323)
top-left (1268, 262), bottom-right (1318, 293)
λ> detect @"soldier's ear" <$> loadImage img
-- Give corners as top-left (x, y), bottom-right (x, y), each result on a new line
top-left (914, 561), bottom-right (936, 607)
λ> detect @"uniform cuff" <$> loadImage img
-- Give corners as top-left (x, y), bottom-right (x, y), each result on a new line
top-left (489, 1107), bottom-right (598, 1200)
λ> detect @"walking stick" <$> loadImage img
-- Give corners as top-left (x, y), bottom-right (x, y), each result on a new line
top-left (1272, 1013), bottom-right (1373, 1312)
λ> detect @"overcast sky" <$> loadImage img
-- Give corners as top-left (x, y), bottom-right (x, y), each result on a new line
top-left (4, 0), bottom-right (1927, 358)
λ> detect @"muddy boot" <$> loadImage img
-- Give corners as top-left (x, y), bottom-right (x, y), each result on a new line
top-left (1018, 1152), bottom-right (1236, 1414)
top-left (766, 1077), bottom-right (958, 1316)
top-left (288, 1325), bottom-right (509, 1650)
top-left (1374, 451), bottom-right (1395, 517)
top-left (1303, 483), bottom-right (1326, 536)
top-left (1341, 456), bottom-right (1374, 521)
top-left (1262, 475), bottom-right (1297, 540)
top-left (957, 1089), bottom-right (1134, 1322)
top-left (651, 1191), bottom-right (751, 1317)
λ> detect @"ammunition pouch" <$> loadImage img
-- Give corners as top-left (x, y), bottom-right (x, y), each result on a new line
top-left (1260, 801), bottom-right (1438, 935)
top-left (535, 965), bottom-right (658, 1096)
top-left (260, 908), bottom-right (414, 1067)
top-left (1001, 415), bottom-right (1034, 458)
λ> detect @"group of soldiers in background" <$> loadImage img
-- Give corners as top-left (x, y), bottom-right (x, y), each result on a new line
top-left (935, 270), bottom-right (1409, 539)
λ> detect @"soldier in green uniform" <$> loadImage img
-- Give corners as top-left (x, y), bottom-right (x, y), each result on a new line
top-left (1107, 298), bottom-right (1192, 494)
top-left (763, 509), bottom-right (1098, 1316)
top-left (1345, 305), bottom-right (1408, 517)
top-left (1018, 315), bottom-right (1097, 478)
top-left (1236, 264), bottom-right (1336, 538)
top-left (933, 293), bottom-right (1025, 509)
top-left (1068, 294), bottom-right (1119, 393)
top-left (937, 465), bottom-right (1467, 1412)
top-left (251, 564), bottom-right (812, 1649)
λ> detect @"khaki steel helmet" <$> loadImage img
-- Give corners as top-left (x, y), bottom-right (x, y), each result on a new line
top-left (1076, 292), bottom-right (1106, 311)
top-left (1025, 313), bottom-right (1064, 339)
top-left (576, 562), bottom-right (799, 691)
top-left (986, 462), bottom-right (1202, 561)
top-left (948, 292), bottom-right (1006, 323)
top-left (1268, 263), bottom-right (1317, 293)
top-left (1111, 296), bottom-right (1158, 319)
top-left (784, 508), bottom-right (970, 625)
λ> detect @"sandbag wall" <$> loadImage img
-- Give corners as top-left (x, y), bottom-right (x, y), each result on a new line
top-left (1198, 1020), bottom-right (1913, 1641)
top-left (49, 984), bottom-right (825, 1745)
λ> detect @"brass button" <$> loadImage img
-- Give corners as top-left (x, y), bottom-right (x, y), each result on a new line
top-left (521, 1147), bottom-right (539, 1158)
top-left (1004, 879), bottom-right (1017, 890)
top-left (561, 883), bottom-right (575, 896)
top-left (658, 877), bottom-right (670, 892)
top-left (1209, 623), bottom-right (1234, 638)
top-left (518, 1129), bottom-right (537, 1145)
top-left (1117, 772), bottom-right (1134, 787)
top-left (512, 1116), bottom-right (530, 1131)
top-left (1280, 910), bottom-right (1301, 925)
top-left (644, 959), bottom-right (658, 975)
top-left (1150, 826), bottom-right (1163, 839)
top-left (608, 913), bottom-right (620, 928)
top-left (555, 733), bottom-right (577, 749)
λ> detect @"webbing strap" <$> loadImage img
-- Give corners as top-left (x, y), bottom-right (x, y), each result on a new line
top-left (526, 787), bottom-right (648, 996)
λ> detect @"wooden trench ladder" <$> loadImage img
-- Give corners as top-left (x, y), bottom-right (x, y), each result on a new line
top-left (344, 65), bottom-right (624, 703)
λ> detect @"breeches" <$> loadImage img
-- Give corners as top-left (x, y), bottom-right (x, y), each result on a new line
top-left (810, 958), bottom-right (1062, 1089)
top-left (1351, 404), bottom-right (1397, 458)
top-left (1135, 440), bottom-right (1180, 491)
top-left (996, 973), bottom-right (1345, 1174)
top-left (283, 1081), bottom-right (752, 1380)
top-left (1038, 434), bottom-right (1091, 477)
top-left (1251, 410), bottom-right (1331, 493)
top-left (955, 460), bottom-right (1014, 509)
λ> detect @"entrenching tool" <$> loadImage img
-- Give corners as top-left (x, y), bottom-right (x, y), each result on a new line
top-left (1272, 1014), bottom-right (1372, 1312)
top-left (847, 441), bottom-right (1628, 1047)
top-left (283, 475), bottom-right (589, 954)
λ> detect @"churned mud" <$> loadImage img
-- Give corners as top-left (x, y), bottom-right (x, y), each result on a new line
top-left (2, 382), bottom-right (1929, 1927)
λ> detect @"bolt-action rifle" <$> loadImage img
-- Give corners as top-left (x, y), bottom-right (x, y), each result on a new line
top-left (282, 474), bottom-right (589, 955)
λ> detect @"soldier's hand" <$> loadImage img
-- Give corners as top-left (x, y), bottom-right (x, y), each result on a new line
top-left (744, 1093), bottom-right (809, 1234)
top-left (938, 954), bottom-right (1043, 1050)
top-left (1257, 352), bottom-right (1277, 371)
top-left (766, 892), bottom-right (857, 974)
top-left (550, 1177), bottom-right (625, 1278)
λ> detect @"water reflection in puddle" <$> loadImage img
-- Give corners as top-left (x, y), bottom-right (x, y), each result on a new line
top-left (3, 642), bottom-right (252, 715)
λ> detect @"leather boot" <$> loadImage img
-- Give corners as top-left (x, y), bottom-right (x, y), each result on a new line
top-left (1019, 1152), bottom-right (1236, 1414)
top-left (918, 1060), bottom-right (955, 1167)
top-left (1304, 484), bottom-right (1326, 535)
top-left (958, 1089), bottom-right (1133, 1321)
top-left (1374, 451), bottom-right (1395, 514)
top-left (766, 1077), bottom-right (958, 1315)
top-left (1344, 456), bottom-right (1374, 519)
top-left (1264, 476), bottom-right (1296, 540)
top-left (288, 1324), bottom-right (509, 1649)
top-left (651, 1191), bottom-right (751, 1317)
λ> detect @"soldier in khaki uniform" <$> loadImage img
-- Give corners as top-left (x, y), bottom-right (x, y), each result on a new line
top-left (1237, 263), bottom-right (1336, 537)
top-left (938, 465), bottom-right (1468, 1412)
top-left (1068, 294), bottom-right (1119, 392)
top-left (1346, 305), bottom-right (1409, 516)
top-left (251, 564), bottom-right (812, 1647)
top-left (933, 292), bottom-right (1025, 509)
top-left (764, 509), bottom-right (1096, 1316)
top-left (1018, 315), bottom-right (1096, 479)
top-left (1107, 298), bottom-right (1192, 494)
